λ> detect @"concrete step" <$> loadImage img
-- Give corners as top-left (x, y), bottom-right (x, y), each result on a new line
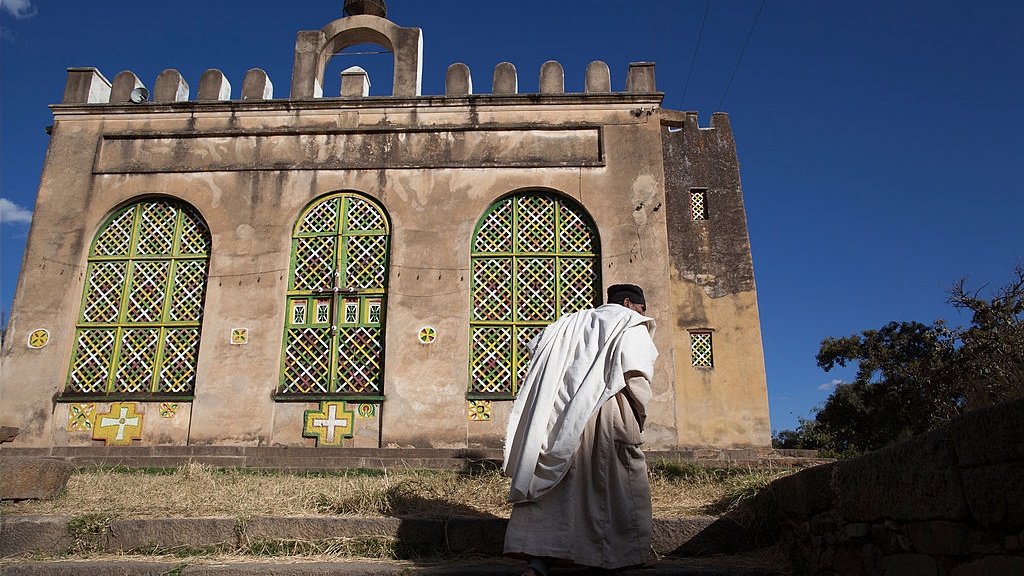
top-left (1, 514), bottom-right (780, 574)
top-left (0, 446), bottom-right (824, 472)
top-left (1, 515), bottom-right (755, 559)
top-left (0, 555), bottom-right (790, 575)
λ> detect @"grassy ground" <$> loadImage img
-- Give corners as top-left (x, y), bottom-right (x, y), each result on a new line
top-left (1, 461), bottom-right (796, 568)
top-left (1, 460), bottom-right (793, 520)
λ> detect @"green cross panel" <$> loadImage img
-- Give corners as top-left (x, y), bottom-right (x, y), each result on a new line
top-left (469, 192), bottom-right (600, 397)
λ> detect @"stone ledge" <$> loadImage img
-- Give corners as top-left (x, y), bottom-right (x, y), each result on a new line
top-left (0, 457), bottom-right (75, 500)
top-left (0, 515), bottom-right (73, 558)
top-left (0, 515), bottom-right (728, 559)
top-left (0, 446), bottom-right (825, 473)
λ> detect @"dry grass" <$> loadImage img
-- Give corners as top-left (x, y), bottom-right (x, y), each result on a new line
top-left (0, 460), bottom-right (795, 520)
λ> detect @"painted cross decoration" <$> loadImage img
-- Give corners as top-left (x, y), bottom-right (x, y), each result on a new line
top-left (92, 402), bottom-right (144, 446)
top-left (303, 400), bottom-right (355, 447)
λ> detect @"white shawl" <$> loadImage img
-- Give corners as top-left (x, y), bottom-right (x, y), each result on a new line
top-left (503, 304), bottom-right (657, 503)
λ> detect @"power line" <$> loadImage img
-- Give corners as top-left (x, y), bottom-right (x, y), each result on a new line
top-left (717, 0), bottom-right (767, 111)
top-left (680, 0), bottom-right (712, 110)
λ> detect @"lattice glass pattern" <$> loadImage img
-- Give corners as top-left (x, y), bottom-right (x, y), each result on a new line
top-left (691, 332), bottom-right (713, 367)
top-left (178, 206), bottom-right (212, 255)
top-left (346, 197), bottom-right (387, 231)
top-left (93, 208), bottom-right (135, 256)
top-left (81, 262), bottom-right (127, 323)
top-left (517, 196), bottom-right (557, 252)
top-left (66, 329), bottom-right (117, 393)
top-left (299, 196), bottom-right (341, 234)
top-left (473, 200), bottom-right (513, 253)
top-left (516, 257), bottom-right (557, 322)
top-left (472, 258), bottom-right (513, 322)
top-left (558, 202), bottom-right (595, 253)
top-left (280, 192), bottom-right (390, 397)
top-left (66, 198), bottom-right (209, 397)
top-left (158, 328), bottom-right (200, 393)
top-left (282, 328), bottom-right (332, 394)
top-left (690, 190), bottom-right (707, 221)
top-left (168, 260), bottom-right (207, 322)
top-left (344, 235), bottom-right (387, 290)
top-left (336, 326), bottom-right (383, 394)
top-left (136, 201), bottom-right (177, 255)
top-left (292, 236), bottom-right (336, 291)
top-left (559, 258), bottom-right (596, 316)
top-left (114, 328), bottom-right (160, 394)
top-left (125, 261), bottom-right (169, 322)
top-left (469, 192), bottom-right (600, 396)
top-left (470, 326), bottom-right (514, 394)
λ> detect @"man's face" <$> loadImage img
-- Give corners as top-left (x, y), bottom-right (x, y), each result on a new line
top-left (623, 298), bottom-right (646, 315)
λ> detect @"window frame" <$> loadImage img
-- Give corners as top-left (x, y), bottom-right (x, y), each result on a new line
top-left (690, 329), bottom-right (715, 368)
top-left (468, 191), bottom-right (601, 400)
top-left (276, 192), bottom-right (390, 401)
top-left (61, 197), bottom-right (210, 401)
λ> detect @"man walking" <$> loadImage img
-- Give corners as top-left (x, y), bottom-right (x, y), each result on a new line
top-left (503, 284), bottom-right (658, 575)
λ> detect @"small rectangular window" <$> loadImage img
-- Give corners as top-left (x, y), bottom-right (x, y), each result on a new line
top-left (291, 301), bottom-right (307, 325)
top-left (315, 299), bottom-right (331, 324)
top-left (690, 190), bottom-right (707, 221)
top-left (690, 331), bottom-right (713, 367)
top-left (343, 299), bottom-right (359, 324)
top-left (367, 299), bottom-right (382, 324)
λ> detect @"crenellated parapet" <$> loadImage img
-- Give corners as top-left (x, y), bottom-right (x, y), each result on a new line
top-left (61, 60), bottom-right (656, 105)
top-left (60, 7), bottom-right (657, 105)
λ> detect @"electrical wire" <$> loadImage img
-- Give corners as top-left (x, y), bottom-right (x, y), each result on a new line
top-left (680, 0), bottom-right (712, 110)
top-left (716, 0), bottom-right (767, 111)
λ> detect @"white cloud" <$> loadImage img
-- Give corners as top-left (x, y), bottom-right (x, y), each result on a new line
top-left (0, 0), bottom-right (37, 19)
top-left (817, 378), bottom-right (844, 391)
top-left (0, 198), bottom-right (33, 225)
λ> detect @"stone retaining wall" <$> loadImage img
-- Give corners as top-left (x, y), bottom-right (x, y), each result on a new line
top-left (752, 397), bottom-right (1024, 575)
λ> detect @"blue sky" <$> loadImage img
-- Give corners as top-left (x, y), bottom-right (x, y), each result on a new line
top-left (2, 0), bottom-right (1022, 433)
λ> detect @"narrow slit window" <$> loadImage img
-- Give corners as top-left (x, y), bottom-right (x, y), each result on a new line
top-left (690, 190), bottom-right (707, 221)
top-left (690, 331), bottom-right (713, 367)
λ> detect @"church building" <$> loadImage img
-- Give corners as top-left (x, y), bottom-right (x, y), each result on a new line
top-left (0, 1), bottom-right (770, 453)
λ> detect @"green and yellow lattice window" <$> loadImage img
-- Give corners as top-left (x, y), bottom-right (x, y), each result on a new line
top-left (279, 192), bottom-right (389, 398)
top-left (65, 198), bottom-right (210, 398)
top-left (691, 331), bottom-right (714, 367)
top-left (470, 192), bottom-right (600, 398)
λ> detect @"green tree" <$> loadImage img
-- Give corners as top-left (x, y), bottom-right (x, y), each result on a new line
top-left (947, 266), bottom-right (1024, 409)
top-left (773, 267), bottom-right (1024, 457)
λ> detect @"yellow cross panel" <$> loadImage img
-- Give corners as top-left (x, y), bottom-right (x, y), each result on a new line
top-left (92, 402), bottom-right (144, 446)
top-left (303, 401), bottom-right (354, 447)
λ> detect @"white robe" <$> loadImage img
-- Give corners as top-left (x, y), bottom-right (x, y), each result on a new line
top-left (503, 304), bottom-right (658, 569)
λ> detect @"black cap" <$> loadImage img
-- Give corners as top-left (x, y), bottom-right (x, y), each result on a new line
top-left (607, 284), bottom-right (645, 305)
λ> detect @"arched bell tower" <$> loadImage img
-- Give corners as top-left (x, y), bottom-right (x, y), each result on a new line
top-left (290, 0), bottom-right (422, 98)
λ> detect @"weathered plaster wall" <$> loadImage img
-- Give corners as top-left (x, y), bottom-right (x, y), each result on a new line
top-left (0, 96), bottom-right (686, 449)
top-left (661, 112), bottom-right (770, 447)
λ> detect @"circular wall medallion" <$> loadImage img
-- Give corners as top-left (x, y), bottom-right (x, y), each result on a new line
top-left (28, 329), bottom-right (50, 349)
top-left (418, 326), bottom-right (437, 344)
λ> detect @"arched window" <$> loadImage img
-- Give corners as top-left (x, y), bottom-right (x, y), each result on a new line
top-left (279, 192), bottom-right (390, 398)
top-left (65, 198), bottom-right (210, 398)
top-left (469, 192), bottom-right (600, 398)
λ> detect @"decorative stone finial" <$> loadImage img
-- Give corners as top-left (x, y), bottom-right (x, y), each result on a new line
top-left (343, 0), bottom-right (386, 18)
